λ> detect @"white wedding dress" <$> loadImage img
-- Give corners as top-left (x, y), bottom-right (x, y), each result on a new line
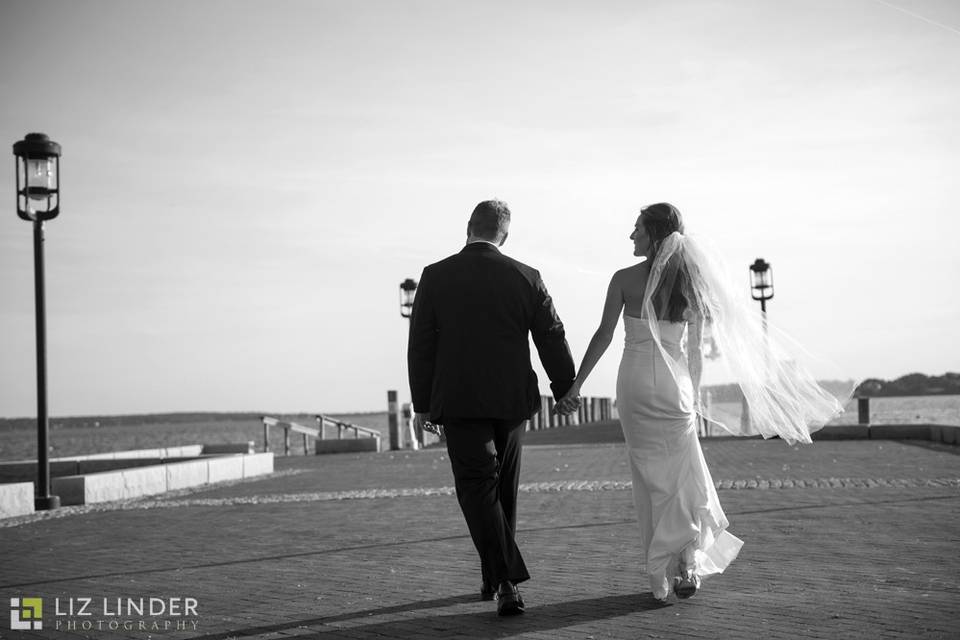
top-left (616, 314), bottom-right (743, 600)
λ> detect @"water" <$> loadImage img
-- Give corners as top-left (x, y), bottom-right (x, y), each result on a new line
top-left (0, 413), bottom-right (389, 462)
top-left (702, 394), bottom-right (960, 436)
top-left (1, 396), bottom-right (958, 462)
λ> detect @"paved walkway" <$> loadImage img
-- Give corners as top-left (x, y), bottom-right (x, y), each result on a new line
top-left (1, 428), bottom-right (958, 639)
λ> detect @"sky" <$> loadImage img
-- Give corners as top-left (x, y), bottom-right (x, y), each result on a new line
top-left (1, 0), bottom-right (958, 418)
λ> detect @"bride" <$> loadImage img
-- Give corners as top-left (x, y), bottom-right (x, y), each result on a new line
top-left (556, 202), bottom-right (850, 603)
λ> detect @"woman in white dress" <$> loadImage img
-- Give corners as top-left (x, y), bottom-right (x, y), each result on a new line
top-left (556, 203), bottom-right (850, 603)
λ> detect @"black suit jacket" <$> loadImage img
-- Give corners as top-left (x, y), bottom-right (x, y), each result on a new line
top-left (408, 242), bottom-right (576, 423)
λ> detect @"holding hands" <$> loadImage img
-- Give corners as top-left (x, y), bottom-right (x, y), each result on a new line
top-left (554, 383), bottom-right (582, 416)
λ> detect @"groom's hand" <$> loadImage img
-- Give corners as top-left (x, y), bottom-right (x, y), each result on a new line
top-left (554, 393), bottom-right (582, 416)
top-left (415, 412), bottom-right (442, 436)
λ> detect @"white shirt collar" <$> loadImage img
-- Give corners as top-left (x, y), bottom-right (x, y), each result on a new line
top-left (466, 239), bottom-right (500, 248)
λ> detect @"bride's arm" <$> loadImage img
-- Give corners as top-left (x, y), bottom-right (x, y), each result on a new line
top-left (687, 310), bottom-right (705, 407)
top-left (557, 273), bottom-right (624, 412)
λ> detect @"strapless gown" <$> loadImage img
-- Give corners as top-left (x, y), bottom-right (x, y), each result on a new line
top-left (616, 315), bottom-right (743, 600)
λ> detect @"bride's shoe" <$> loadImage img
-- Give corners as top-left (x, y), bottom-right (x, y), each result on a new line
top-left (673, 572), bottom-right (701, 599)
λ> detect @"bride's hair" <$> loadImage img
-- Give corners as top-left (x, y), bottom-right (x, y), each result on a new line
top-left (641, 203), bottom-right (690, 323)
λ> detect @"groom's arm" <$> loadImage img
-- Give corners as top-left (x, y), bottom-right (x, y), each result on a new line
top-left (529, 271), bottom-right (576, 400)
top-left (407, 267), bottom-right (438, 414)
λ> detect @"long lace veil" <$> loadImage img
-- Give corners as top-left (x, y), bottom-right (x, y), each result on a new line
top-left (643, 232), bottom-right (856, 445)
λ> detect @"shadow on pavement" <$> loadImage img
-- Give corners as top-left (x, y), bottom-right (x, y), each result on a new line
top-left (894, 439), bottom-right (960, 456)
top-left (190, 592), bottom-right (657, 639)
top-left (8, 496), bottom-right (958, 589)
top-left (733, 492), bottom-right (960, 516)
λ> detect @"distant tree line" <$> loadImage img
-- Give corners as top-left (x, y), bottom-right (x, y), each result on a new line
top-left (853, 372), bottom-right (960, 397)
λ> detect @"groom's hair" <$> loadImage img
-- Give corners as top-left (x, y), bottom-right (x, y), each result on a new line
top-left (468, 200), bottom-right (511, 243)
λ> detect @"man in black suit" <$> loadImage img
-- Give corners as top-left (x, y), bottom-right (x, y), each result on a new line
top-left (408, 199), bottom-right (576, 616)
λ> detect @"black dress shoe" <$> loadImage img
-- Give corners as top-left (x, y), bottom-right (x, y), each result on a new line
top-left (481, 581), bottom-right (496, 601)
top-left (496, 581), bottom-right (525, 616)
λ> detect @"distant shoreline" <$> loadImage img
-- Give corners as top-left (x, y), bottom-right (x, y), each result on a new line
top-left (0, 410), bottom-right (387, 431)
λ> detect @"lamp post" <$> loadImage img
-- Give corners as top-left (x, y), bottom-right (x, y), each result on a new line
top-left (744, 258), bottom-right (774, 435)
top-left (749, 257), bottom-right (774, 334)
top-left (13, 132), bottom-right (62, 511)
top-left (399, 278), bottom-right (417, 319)
top-left (397, 278), bottom-right (419, 449)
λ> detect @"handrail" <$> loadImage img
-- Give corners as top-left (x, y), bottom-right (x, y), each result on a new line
top-left (260, 415), bottom-right (380, 456)
top-left (262, 416), bottom-right (319, 437)
top-left (315, 414), bottom-right (381, 440)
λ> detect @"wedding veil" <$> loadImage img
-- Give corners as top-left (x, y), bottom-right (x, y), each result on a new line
top-left (643, 232), bottom-right (855, 445)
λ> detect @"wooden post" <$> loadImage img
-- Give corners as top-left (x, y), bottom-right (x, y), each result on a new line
top-left (387, 390), bottom-right (400, 451)
top-left (702, 390), bottom-right (712, 437)
top-left (402, 402), bottom-right (418, 450)
top-left (283, 426), bottom-right (290, 456)
top-left (303, 433), bottom-right (309, 455)
top-left (858, 397), bottom-right (870, 425)
top-left (262, 418), bottom-right (270, 453)
top-left (316, 416), bottom-right (326, 440)
top-left (547, 397), bottom-right (556, 428)
top-left (740, 392), bottom-right (751, 433)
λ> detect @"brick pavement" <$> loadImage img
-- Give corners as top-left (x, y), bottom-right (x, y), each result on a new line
top-left (0, 436), bottom-right (958, 640)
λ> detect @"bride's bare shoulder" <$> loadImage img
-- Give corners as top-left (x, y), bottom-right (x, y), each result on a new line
top-left (612, 262), bottom-right (649, 282)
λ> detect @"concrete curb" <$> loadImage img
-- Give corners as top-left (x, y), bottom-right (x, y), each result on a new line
top-left (316, 438), bottom-right (380, 454)
top-left (0, 443), bottom-right (256, 483)
top-left (523, 420), bottom-right (960, 447)
top-left (815, 423), bottom-right (959, 443)
top-left (50, 452), bottom-right (274, 506)
top-left (0, 482), bottom-right (34, 518)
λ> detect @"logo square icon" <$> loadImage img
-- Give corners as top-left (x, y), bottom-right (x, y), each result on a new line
top-left (10, 597), bottom-right (43, 630)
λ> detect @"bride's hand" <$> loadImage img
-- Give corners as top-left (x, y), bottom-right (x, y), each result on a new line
top-left (554, 387), bottom-right (582, 415)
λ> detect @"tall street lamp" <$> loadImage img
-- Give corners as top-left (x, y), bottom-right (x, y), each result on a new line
top-left (397, 278), bottom-right (419, 449)
top-left (745, 257), bottom-right (774, 435)
top-left (399, 278), bottom-right (417, 319)
top-left (14, 132), bottom-right (62, 511)
top-left (749, 257), bottom-right (774, 332)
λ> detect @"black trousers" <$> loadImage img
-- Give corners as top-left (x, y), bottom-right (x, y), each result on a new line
top-left (443, 418), bottom-right (530, 587)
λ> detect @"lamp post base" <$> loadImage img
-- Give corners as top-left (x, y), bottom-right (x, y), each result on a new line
top-left (35, 495), bottom-right (60, 511)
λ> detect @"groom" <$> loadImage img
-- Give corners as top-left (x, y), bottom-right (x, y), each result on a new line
top-left (407, 199), bottom-right (576, 616)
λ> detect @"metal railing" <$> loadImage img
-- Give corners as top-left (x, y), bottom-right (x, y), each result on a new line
top-left (315, 414), bottom-right (382, 442)
top-left (260, 415), bottom-right (381, 456)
